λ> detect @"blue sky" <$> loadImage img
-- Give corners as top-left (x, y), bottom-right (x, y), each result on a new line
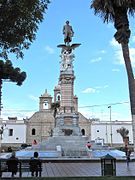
top-left (2, 0), bottom-right (135, 121)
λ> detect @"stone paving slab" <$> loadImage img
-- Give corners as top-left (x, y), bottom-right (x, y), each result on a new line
top-left (1, 162), bottom-right (135, 178)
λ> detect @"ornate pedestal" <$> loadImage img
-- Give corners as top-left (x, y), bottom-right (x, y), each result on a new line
top-left (53, 112), bottom-right (81, 136)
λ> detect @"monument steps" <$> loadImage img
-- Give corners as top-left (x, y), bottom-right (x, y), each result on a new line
top-left (38, 136), bottom-right (90, 151)
top-left (30, 136), bottom-right (90, 157)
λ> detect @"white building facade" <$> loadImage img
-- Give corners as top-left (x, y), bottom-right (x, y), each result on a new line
top-left (91, 120), bottom-right (133, 146)
top-left (0, 117), bottom-right (26, 147)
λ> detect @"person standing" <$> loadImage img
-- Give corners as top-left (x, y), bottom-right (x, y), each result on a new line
top-left (126, 149), bottom-right (131, 166)
top-left (125, 144), bottom-right (128, 156)
top-left (86, 142), bottom-right (91, 150)
top-left (32, 139), bottom-right (37, 145)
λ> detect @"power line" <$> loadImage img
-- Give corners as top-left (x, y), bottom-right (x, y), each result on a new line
top-left (78, 101), bottom-right (129, 108)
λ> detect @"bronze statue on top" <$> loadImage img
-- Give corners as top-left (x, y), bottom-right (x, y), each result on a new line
top-left (58, 20), bottom-right (81, 53)
top-left (63, 20), bottom-right (74, 45)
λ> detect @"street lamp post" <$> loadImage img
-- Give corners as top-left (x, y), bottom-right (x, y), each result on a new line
top-left (108, 106), bottom-right (113, 146)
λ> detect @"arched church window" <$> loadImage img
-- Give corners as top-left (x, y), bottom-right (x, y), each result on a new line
top-left (58, 95), bottom-right (60, 101)
top-left (43, 100), bottom-right (48, 109)
top-left (32, 128), bottom-right (36, 135)
top-left (56, 93), bottom-right (61, 101)
top-left (81, 129), bottom-right (85, 136)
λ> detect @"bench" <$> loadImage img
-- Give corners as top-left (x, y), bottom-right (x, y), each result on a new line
top-left (0, 160), bottom-right (8, 177)
top-left (0, 159), bottom-right (42, 178)
top-left (20, 159), bottom-right (42, 177)
top-left (0, 159), bottom-right (20, 177)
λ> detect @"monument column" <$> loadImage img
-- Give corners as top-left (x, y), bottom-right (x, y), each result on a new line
top-left (60, 73), bottom-right (75, 113)
top-left (53, 21), bottom-right (81, 136)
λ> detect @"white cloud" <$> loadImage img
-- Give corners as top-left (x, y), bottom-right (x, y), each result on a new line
top-left (78, 106), bottom-right (131, 121)
top-left (114, 49), bottom-right (123, 64)
top-left (28, 95), bottom-right (38, 102)
top-left (100, 50), bottom-right (106, 54)
top-left (79, 108), bottom-right (96, 119)
top-left (103, 85), bottom-right (109, 88)
top-left (45, 46), bottom-right (55, 54)
top-left (95, 86), bottom-right (102, 89)
top-left (82, 85), bottom-right (108, 94)
top-left (90, 57), bottom-right (102, 63)
top-left (110, 38), bottom-right (135, 67)
top-left (95, 85), bottom-right (108, 89)
top-left (110, 38), bottom-right (120, 48)
top-left (107, 23), bottom-right (114, 29)
top-left (132, 36), bottom-right (135, 42)
top-left (82, 88), bottom-right (96, 93)
top-left (78, 107), bottom-right (108, 120)
top-left (130, 48), bottom-right (135, 66)
top-left (112, 69), bottom-right (120, 72)
top-left (1, 109), bottom-right (35, 120)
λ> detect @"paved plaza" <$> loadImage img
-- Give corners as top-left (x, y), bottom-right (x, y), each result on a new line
top-left (1, 161), bottom-right (135, 178)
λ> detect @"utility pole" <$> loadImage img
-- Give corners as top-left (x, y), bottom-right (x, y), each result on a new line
top-left (108, 106), bottom-right (113, 146)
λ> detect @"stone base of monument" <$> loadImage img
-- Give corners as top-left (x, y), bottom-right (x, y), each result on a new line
top-left (54, 113), bottom-right (81, 136)
top-left (32, 136), bottom-right (90, 158)
top-left (53, 126), bottom-right (81, 137)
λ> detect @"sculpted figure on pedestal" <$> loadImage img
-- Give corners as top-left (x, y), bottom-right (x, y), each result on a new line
top-left (63, 20), bottom-right (74, 45)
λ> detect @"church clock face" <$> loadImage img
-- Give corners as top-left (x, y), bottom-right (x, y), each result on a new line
top-left (43, 100), bottom-right (49, 109)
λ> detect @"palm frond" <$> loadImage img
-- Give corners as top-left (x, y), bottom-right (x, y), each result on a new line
top-left (91, 0), bottom-right (135, 23)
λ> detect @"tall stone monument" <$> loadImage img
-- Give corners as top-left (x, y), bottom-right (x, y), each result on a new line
top-left (53, 21), bottom-right (81, 136)
top-left (33, 21), bottom-right (89, 155)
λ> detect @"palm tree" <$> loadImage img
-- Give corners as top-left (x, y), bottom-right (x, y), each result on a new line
top-left (117, 127), bottom-right (129, 145)
top-left (51, 102), bottom-right (60, 127)
top-left (0, 60), bottom-right (26, 115)
top-left (91, 0), bottom-right (135, 151)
